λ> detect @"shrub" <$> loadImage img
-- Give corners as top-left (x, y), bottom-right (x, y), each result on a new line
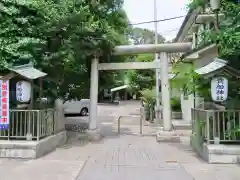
top-left (171, 97), bottom-right (181, 111)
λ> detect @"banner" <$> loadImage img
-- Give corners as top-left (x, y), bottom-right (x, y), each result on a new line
top-left (0, 80), bottom-right (9, 129)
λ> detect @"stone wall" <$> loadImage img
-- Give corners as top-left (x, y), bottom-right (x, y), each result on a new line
top-left (0, 131), bottom-right (67, 159)
top-left (181, 94), bottom-right (204, 123)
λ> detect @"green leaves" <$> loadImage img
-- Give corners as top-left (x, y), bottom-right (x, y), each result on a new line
top-left (139, 87), bottom-right (156, 105)
top-left (186, 0), bottom-right (207, 9)
top-left (171, 62), bottom-right (195, 94)
top-left (129, 27), bottom-right (165, 45)
top-left (186, 0), bottom-right (240, 58)
top-left (0, 0), bottom-right (130, 99)
top-left (124, 54), bottom-right (155, 94)
top-left (171, 62), bottom-right (209, 97)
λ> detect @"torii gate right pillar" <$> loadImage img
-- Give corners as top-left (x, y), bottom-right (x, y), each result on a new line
top-left (160, 52), bottom-right (171, 131)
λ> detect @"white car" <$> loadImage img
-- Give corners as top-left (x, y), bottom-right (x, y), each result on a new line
top-left (63, 99), bottom-right (90, 116)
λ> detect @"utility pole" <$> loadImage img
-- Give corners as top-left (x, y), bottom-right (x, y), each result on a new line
top-left (154, 0), bottom-right (161, 124)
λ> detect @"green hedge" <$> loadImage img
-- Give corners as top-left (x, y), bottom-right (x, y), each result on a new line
top-left (171, 97), bottom-right (181, 111)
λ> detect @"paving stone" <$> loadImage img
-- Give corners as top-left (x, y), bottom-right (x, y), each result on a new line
top-left (1, 102), bottom-right (240, 180)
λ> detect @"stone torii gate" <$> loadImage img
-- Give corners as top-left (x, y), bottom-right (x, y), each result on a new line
top-left (87, 42), bottom-right (192, 140)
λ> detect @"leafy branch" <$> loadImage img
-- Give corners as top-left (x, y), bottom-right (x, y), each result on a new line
top-left (187, 0), bottom-right (208, 9)
top-left (171, 62), bottom-right (197, 95)
top-left (171, 62), bottom-right (210, 98)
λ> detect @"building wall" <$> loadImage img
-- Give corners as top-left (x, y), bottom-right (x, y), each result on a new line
top-left (177, 4), bottom-right (214, 49)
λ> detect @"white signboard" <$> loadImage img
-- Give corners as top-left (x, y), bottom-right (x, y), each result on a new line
top-left (0, 80), bottom-right (9, 129)
top-left (211, 77), bottom-right (228, 102)
top-left (16, 81), bottom-right (31, 102)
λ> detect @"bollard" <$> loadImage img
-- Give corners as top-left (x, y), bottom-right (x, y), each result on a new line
top-left (140, 115), bottom-right (143, 135)
top-left (140, 107), bottom-right (144, 135)
top-left (118, 116), bottom-right (121, 134)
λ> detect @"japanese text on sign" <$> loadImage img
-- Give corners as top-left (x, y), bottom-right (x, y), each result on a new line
top-left (216, 78), bottom-right (224, 101)
top-left (16, 81), bottom-right (22, 102)
top-left (0, 80), bottom-right (9, 130)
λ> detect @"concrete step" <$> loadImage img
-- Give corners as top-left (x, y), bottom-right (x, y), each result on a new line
top-left (65, 116), bottom-right (192, 132)
top-left (173, 122), bottom-right (192, 130)
top-left (142, 119), bottom-right (192, 130)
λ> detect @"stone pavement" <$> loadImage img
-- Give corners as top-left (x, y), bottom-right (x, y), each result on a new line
top-left (1, 127), bottom-right (240, 180)
top-left (0, 147), bottom-right (86, 180)
top-left (1, 100), bottom-right (240, 180)
top-left (75, 133), bottom-right (240, 180)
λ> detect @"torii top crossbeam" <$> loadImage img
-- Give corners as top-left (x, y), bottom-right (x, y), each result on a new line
top-left (113, 42), bottom-right (192, 55)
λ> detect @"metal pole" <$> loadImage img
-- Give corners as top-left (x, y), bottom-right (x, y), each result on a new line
top-left (140, 107), bottom-right (143, 135)
top-left (154, 0), bottom-right (161, 125)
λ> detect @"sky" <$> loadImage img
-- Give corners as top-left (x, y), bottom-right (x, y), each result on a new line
top-left (123, 0), bottom-right (190, 41)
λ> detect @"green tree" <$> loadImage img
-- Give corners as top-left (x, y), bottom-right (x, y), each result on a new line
top-left (129, 27), bottom-right (165, 45)
top-left (125, 54), bottom-right (156, 94)
top-left (171, 62), bottom-right (210, 99)
top-left (187, 0), bottom-right (240, 58)
top-left (124, 27), bottom-right (165, 94)
top-left (0, 0), bottom-right (130, 99)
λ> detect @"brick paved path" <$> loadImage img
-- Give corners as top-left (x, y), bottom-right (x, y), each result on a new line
top-left (75, 132), bottom-right (240, 180)
top-left (77, 136), bottom-right (193, 180)
top-left (1, 128), bottom-right (240, 180)
top-left (63, 101), bottom-right (240, 180)
top-left (1, 100), bottom-right (240, 180)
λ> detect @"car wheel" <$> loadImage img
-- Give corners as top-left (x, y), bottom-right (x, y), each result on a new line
top-left (80, 108), bottom-right (88, 116)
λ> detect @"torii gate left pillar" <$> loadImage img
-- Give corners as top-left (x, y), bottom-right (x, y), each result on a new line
top-left (87, 43), bottom-right (192, 141)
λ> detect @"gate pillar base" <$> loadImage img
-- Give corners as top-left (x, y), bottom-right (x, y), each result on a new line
top-left (86, 128), bottom-right (103, 141)
top-left (156, 130), bottom-right (180, 143)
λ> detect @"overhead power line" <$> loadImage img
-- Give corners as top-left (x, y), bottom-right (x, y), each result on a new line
top-left (129, 15), bottom-right (185, 26)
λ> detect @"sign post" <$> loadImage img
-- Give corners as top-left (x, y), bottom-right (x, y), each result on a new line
top-left (0, 80), bottom-right (9, 129)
